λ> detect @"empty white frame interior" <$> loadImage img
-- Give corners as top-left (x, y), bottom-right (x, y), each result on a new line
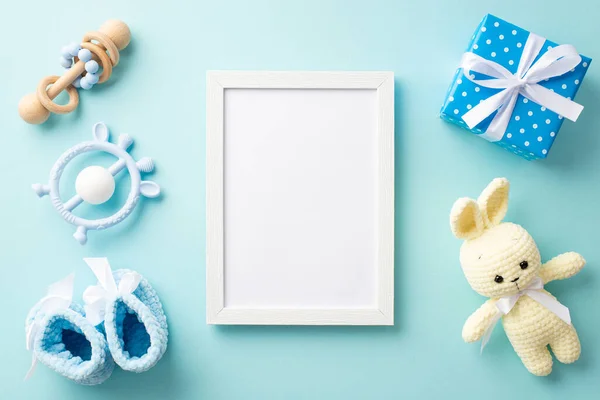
top-left (207, 71), bottom-right (394, 325)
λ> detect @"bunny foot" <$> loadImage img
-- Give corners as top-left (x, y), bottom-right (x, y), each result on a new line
top-left (550, 327), bottom-right (581, 364)
top-left (518, 346), bottom-right (553, 376)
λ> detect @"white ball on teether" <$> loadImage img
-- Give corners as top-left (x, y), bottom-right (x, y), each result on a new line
top-left (75, 166), bottom-right (115, 205)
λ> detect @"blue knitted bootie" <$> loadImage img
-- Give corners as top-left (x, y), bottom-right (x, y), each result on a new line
top-left (83, 258), bottom-right (168, 373)
top-left (25, 274), bottom-right (114, 385)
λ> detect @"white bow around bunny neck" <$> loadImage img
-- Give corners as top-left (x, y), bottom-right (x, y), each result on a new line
top-left (25, 273), bottom-right (75, 380)
top-left (82, 258), bottom-right (141, 326)
top-left (480, 276), bottom-right (571, 353)
top-left (460, 32), bottom-right (583, 142)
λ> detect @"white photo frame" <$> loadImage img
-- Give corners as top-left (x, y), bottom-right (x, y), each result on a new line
top-left (206, 71), bottom-right (394, 325)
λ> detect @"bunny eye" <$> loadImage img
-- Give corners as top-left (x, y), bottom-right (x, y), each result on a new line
top-left (494, 275), bottom-right (504, 283)
top-left (520, 261), bottom-right (528, 270)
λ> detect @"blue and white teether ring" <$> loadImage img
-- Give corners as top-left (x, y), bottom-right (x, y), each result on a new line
top-left (32, 122), bottom-right (161, 245)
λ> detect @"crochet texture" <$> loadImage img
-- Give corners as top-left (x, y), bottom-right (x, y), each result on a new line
top-left (450, 177), bottom-right (585, 376)
top-left (25, 303), bottom-right (114, 385)
top-left (104, 269), bottom-right (168, 373)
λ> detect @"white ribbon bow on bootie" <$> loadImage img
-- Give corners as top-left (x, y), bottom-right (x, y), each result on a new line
top-left (480, 276), bottom-right (571, 352)
top-left (82, 258), bottom-right (141, 326)
top-left (460, 33), bottom-right (583, 142)
top-left (25, 273), bottom-right (75, 380)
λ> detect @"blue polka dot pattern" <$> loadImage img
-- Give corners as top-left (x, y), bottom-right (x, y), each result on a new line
top-left (440, 14), bottom-right (592, 160)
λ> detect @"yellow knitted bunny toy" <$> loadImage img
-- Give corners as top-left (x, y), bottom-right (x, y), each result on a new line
top-left (450, 177), bottom-right (585, 376)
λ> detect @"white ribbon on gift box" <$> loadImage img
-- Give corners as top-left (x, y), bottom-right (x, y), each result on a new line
top-left (480, 277), bottom-right (571, 353)
top-left (82, 257), bottom-right (141, 326)
top-left (460, 32), bottom-right (584, 142)
top-left (25, 273), bottom-right (75, 380)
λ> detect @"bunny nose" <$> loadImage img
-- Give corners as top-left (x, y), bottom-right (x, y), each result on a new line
top-left (511, 277), bottom-right (520, 282)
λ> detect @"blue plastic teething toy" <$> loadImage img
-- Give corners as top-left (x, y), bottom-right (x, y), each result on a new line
top-left (32, 122), bottom-right (161, 245)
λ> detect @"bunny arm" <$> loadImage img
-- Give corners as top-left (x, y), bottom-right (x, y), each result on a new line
top-left (539, 252), bottom-right (585, 284)
top-left (462, 299), bottom-right (498, 343)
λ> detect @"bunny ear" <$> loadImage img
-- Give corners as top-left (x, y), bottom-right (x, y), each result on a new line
top-left (477, 178), bottom-right (510, 227)
top-left (450, 198), bottom-right (484, 240)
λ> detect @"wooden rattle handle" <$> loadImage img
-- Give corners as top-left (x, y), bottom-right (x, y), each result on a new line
top-left (46, 62), bottom-right (87, 99)
top-left (18, 19), bottom-right (131, 125)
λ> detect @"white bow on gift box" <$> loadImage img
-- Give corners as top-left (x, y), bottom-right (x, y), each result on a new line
top-left (460, 32), bottom-right (584, 142)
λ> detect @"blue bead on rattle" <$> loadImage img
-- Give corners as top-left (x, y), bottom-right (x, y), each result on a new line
top-left (32, 122), bottom-right (161, 245)
top-left (18, 20), bottom-right (131, 125)
top-left (60, 44), bottom-right (100, 90)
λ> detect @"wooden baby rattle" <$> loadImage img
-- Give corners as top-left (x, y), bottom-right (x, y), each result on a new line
top-left (18, 20), bottom-right (131, 124)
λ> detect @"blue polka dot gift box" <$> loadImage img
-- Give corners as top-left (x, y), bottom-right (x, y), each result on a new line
top-left (440, 14), bottom-right (591, 160)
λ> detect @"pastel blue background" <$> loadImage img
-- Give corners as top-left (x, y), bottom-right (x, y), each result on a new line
top-left (0, 0), bottom-right (599, 399)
